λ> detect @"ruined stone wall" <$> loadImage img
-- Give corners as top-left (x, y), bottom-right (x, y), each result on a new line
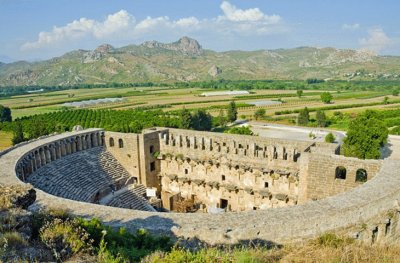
top-left (104, 132), bottom-right (140, 181)
top-left (156, 128), bottom-right (306, 211)
top-left (305, 153), bottom-right (382, 201)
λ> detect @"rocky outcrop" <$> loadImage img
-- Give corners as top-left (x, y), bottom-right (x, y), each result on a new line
top-left (6, 70), bottom-right (38, 85)
top-left (142, 36), bottom-right (203, 56)
top-left (94, 44), bottom-right (114, 54)
top-left (208, 65), bottom-right (222, 77)
top-left (82, 44), bottom-right (114, 64)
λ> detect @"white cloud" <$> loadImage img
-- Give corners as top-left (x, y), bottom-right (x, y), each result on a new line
top-left (359, 28), bottom-right (392, 53)
top-left (175, 17), bottom-right (200, 28)
top-left (342, 23), bottom-right (360, 30)
top-left (219, 1), bottom-right (281, 24)
top-left (21, 3), bottom-right (285, 52)
top-left (93, 10), bottom-right (134, 38)
top-left (22, 10), bottom-right (134, 50)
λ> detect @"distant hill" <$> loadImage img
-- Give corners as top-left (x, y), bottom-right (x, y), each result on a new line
top-left (1, 36), bottom-right (400, 86)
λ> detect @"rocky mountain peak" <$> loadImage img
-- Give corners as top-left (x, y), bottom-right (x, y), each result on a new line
top-left (94, 44), bottom-right (114, 54)
top-left (141, 37), bottom-right (203, 56)
top-left (173, 36), bottom-right (203, 55)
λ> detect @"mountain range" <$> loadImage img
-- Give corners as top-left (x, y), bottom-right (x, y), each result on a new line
top-left (1, 36), bottom-right (400, 86)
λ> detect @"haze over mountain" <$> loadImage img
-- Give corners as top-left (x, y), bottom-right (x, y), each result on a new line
top-left (1, 37), bottom-right (400, 87)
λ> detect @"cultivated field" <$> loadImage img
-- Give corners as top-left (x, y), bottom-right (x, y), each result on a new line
top-left (1, 84), bottom-right (399, 148)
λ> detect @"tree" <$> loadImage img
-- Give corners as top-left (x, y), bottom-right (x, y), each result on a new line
top-left (179, 108), bottom-right (192, 129)
top-left (217, 109), bottom-right (227, 127)
top-left (227, 101), bottom-right (237, 123)
top-left (392, 89), bottom-right (399, 96)
top-left (12, 122), bottom-right (25, 145)
top-left (192, 110), bottom-right (212, 131)
top-left (296, 89), bottom-right (303, 98)
top-left (342, 110), bottom-right (388, 159)
top-left (316, 110), bottom-right (327, 127)
top-left (0, 105), bottom-right (12, 122)
top-left (254, 109), bottom-right (266, 120)
top-left (320, 92), bottom-right (333, 104)
top-left (325, 132), bottom-right (335, 143)
top-left (297, 107), bottom-right (310, 125)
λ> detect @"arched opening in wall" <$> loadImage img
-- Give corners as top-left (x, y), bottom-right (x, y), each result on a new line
top-left (264, 182), bottom-right (269, 188)
top-left (220, 199), bottom-right (228, 209)
top-left (335, 166), bottom-right (347, 180)
top-left (118, 139), bottom-right (124, 148)
top-left (184, 169), bottom-right (188, 175)
top-left (222, 175), bottom-right (226, 181)
top-left (150, 162), bottom-right (156, 172)
top-left (149, 145), bottom-right (154, 153)
top-left (355, 169), bottom-right (367, 183)
top-left (109, 138), bottom-right (115, 147)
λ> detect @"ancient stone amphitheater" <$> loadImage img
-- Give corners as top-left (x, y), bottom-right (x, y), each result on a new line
top-left (1, 127), bottom-right (400, 245)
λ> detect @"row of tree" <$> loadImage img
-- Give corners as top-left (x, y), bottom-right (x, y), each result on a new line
top-left (3, 107), bottom-right (219, 145)
top-left (3, 79), bottom-right (400, 98)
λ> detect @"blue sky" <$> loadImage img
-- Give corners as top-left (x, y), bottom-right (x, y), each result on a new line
top-left (1, 0), bottom-right (399, 62)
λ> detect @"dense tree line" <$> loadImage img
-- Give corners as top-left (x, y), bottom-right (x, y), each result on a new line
top-left (3, 79), bottom-right (400, 97)
top-left (0, 108), bottom-right (215, 144)
top-left (0, 82), bottom-right (165, 97)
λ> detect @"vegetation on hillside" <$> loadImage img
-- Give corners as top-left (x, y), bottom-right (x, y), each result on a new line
top-left (2, 38), bottom-right (400, 87)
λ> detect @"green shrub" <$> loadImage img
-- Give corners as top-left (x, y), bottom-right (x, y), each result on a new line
top-left (31, 209), bottom-right (71, 239)
top-left (40, 218), bottom-right (93, 261)
top-left (325, 132), bottom-right (335, 143)
top-left (225, 126), bottom-right (253, 135)
top-left (0, 231), bottom-right (28, 249)
top-left (78, 218), bottom-right (172, 262)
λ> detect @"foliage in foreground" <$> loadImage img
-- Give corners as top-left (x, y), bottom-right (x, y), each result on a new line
top-left (143, 232), bottom-right (400, 263)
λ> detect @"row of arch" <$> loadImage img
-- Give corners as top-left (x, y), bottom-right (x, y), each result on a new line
top-left (16, 131), bottom-right (105, 181)
top-left (162, 132), bottom-right (301, 163)
top-left (335, 166), bottom-right (368, 182)
top-left (109, 137), bottom-right (124, 149)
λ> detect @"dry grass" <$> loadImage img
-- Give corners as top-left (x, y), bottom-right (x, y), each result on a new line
top-left (143, 234), bottom-right (400, 263)
top-left (281, 242), bottom-right (400, 263)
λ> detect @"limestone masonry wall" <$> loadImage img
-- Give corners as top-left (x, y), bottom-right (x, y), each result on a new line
top-left (104, 132), bottom-right (140, 182)
top-left (305, 153), bottom-right (381, 201)
top-left (2, 128), bottom-right (399, 246)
